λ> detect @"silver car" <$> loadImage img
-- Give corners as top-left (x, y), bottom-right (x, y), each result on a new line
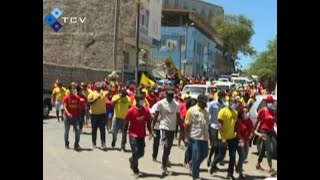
top-left (249, 95), bottom-right (277, 158)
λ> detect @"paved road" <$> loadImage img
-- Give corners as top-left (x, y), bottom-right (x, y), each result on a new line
top-left (44, 112), bottom-right (277, 180)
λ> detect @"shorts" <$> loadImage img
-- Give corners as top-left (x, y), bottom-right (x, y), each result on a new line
top-left (55, 102), bottom-right (64, 110)
top-left (106, 109), bottom-right (114, 119)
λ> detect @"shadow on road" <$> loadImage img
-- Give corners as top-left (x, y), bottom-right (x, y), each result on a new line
top-left (244, 174), bottom-right (268, 180)
top-left (169, 163), bottom-right (183, 167)
top-left (78, 148), bottom-right (92, 152)
top-left (43, 116), bottom-right (57, 120)
top-left (139, 171), bottom-right (163, 178)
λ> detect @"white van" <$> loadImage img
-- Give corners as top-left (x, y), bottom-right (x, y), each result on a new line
top-left (214, 82), bottom-right (236, 92)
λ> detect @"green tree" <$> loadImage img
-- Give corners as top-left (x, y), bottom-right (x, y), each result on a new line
top-left (248, 36), bottom-right (277, 79)
top-left (210, 14), bottom-right (256, 69)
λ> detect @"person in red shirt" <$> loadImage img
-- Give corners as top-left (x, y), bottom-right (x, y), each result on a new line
top-left (146, 88), bottom-right (157, 108)
top-left (76, 85), bottom-right (87, 133)
top-left (254, 95), bottom-right (277, 174)
top-left (105, 91), bottom-right (114, 133)
top-left (63, 83), bottom-right (81, 151)
top-left (121, 93), bottom-right (152, 178)
top-left (235, 106), bottom-right (254, 179)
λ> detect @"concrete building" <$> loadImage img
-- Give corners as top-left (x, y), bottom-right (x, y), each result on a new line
top-left (43, 0), bottom-right (162, 90)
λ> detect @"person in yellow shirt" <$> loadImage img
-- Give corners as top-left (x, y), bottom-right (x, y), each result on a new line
top-left (111, 88), bottom-right (132, 151)
top-left (87, 82), bottom-right (107, 151)
top-left (52, 82), bottom-right (66, 122)
top-left (209, 97), bottom-right (238, 180)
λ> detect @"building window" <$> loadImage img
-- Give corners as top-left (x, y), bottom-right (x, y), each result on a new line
top-left (184, 2), bottom-right (188, 9)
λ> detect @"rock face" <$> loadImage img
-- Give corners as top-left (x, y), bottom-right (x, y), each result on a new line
top-left (43, 0), bottom-right (136, 89)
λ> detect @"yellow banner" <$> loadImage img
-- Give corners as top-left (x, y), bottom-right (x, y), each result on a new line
top-left (140, 72), bottom-right (155, 87)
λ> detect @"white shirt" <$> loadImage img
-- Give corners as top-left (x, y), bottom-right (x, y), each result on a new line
top-left (156, 98), bottom-right (180, 131)
top-left (150, 101), bottom-right (160, 130)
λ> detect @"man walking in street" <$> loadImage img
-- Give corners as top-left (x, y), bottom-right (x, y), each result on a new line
top-left (152, 89), bottom-right (181, 176)
top-left (207, 91), bottom-right (227, 167)
top-left (209, 97), bottom-right (239, 180)
top-left (52, 82), bottom-right (66, 122)
top-left (122, 93), bottom-right (152, 178)
top-left (111, 88), bottom-right (132, 151)
top-left (184, 94), bottom-right (211, 180)
top-left (88, 82), bottom-right (107, 151)
top-left (63, 83), bottom-right (81, 151)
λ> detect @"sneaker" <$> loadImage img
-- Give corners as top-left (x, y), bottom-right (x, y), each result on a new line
top-left (269, 168), bottom-right (276, 174)
top-left (161, 169), bottom-right (172, 176)
top-left (219, 161), bottom-right (225, 166)
top-left (92, 144), bottom-right (97, 150)
top-left (238, 174), bottom-right (246, 180)
top-left (111, 140), bottom-right (116, 148)
top-left (65, 145), bottom-right (70, 149)
top-left (121, 146), bottom-right (126, 152)
top-left (102, 144), bottom-right (107, 151)
top-left (152, 158), bottom-right (157, 162)
top-left (74, 145), bottom-right (81, 151)
top-left (226, 175), bottom-right (236, 180)
top-left (209, 165), bottom-right (219, 174)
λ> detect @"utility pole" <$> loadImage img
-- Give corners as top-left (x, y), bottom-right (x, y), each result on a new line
top-left (112, 0), bottom-right (120, 71)
top-left (135, 0), bottom-right (140, 83)
top-left (179, 34), bottom-right (182, 71)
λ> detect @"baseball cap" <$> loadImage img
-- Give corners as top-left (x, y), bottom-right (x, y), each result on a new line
top-left (265, 95), bottom-right (274, 103)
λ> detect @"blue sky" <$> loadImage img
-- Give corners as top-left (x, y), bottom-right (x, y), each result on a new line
top-left (203, 0), bottom-right (277, 68)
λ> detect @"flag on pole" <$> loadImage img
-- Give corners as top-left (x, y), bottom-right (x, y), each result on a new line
top-left (140, 72), bottom-right (155, 88)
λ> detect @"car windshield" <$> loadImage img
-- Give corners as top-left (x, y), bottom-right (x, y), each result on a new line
top-left (183, 87), bottom-right (206, 95)
top-left (215, 85), bottom-right (229, 92)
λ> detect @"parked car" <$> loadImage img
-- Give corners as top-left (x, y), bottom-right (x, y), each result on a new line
top-left (156, 79), bottom-right (175, 89)
top-left (43, 89), bottom-right (53, 118)
top-left (214, 82), bottom-right (236, 92)
top-left (249, 95), bottom-right (277, 158)
top-left (218, 77), bottom-right (230, 82)
top-left (181, 84), bottom-right (214, 100)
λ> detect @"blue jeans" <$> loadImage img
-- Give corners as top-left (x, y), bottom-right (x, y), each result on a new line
top-left (244, 142), bottom-right (249, 161)
top-left (236, 141), bottom-right (246, 176)
top-left (211, 137), bottom-right (238, 176)
top-left (112, 118), bottom-right (125, 144)
top-left (189, 138), bottom-right (209, 179)
top-left (64, 117), bottom-right (81, 147)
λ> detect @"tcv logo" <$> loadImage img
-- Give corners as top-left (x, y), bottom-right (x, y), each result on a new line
top-left (44, 8), bottom-right (86, 32)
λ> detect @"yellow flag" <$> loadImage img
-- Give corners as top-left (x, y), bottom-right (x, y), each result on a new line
top-left (140, 72), bottom-right (155, 88)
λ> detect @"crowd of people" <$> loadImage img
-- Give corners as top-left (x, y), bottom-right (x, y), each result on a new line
top-left (51, 74), bottom-right (277, 180)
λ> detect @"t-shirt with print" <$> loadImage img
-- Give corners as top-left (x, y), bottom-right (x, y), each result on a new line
top-left (63, 95), bottom-right (80, 117)
top-left (156, 98), bottom-right (180, 131)
top-left (126, 106), bottom-right (150, 138)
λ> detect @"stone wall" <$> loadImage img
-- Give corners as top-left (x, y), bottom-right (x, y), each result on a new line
top-left (43, 0), bottom-right (135, 89)
top-left (43, 63), bottom-right (121, 90)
